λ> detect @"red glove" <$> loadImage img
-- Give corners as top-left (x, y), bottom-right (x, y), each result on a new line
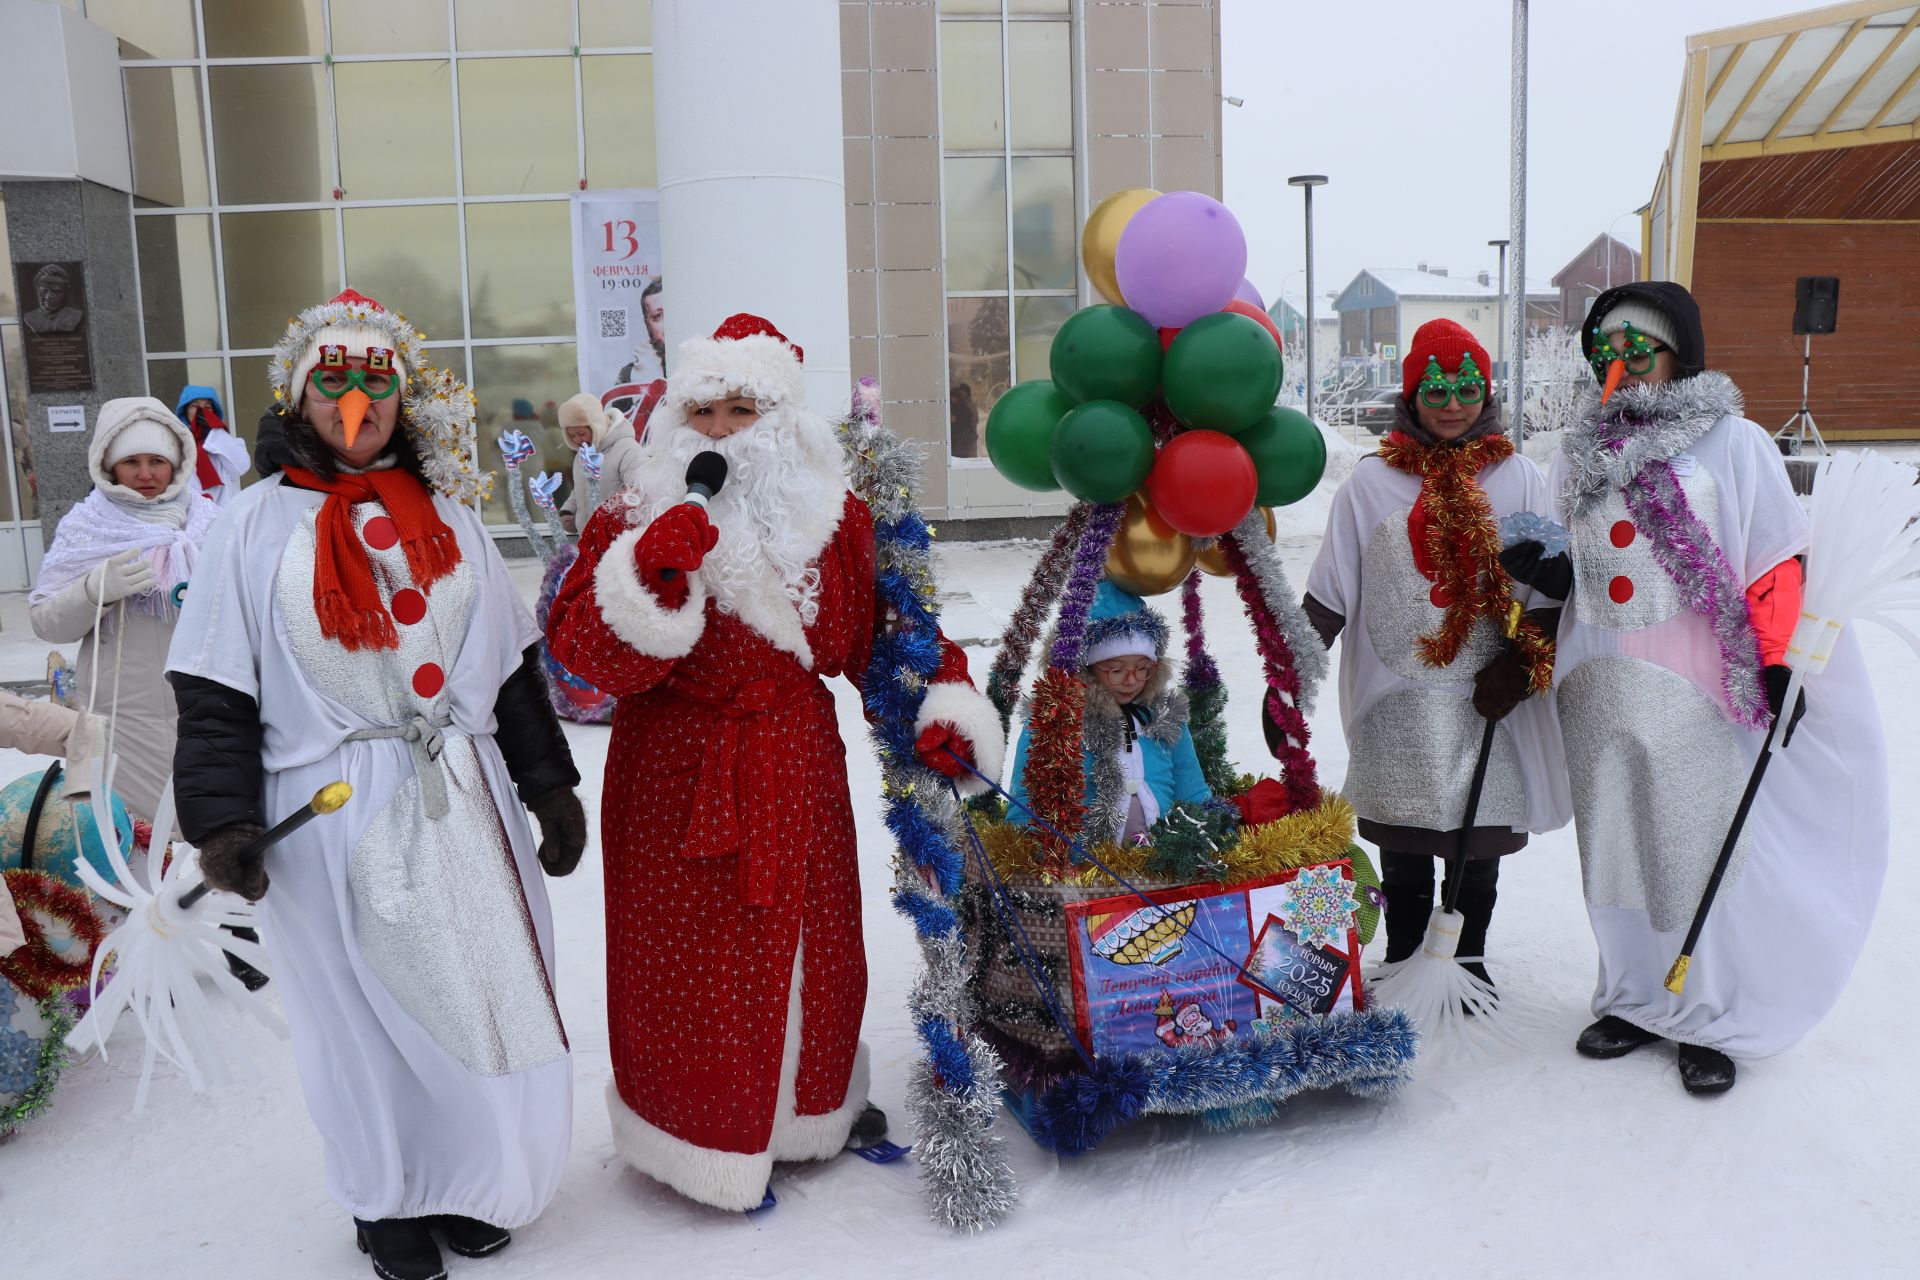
top-left (915, 722), bottom-right (974, 779)
top-left (634, 504), bottom-right (719, 608)
top-left (1233, 777), bottom-right (1294, 827)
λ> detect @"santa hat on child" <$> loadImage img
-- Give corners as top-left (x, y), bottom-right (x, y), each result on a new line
top-left (665, 313), bottom-right (807, 410)
top-left (1083, 581), bottom-right (1170, 666)
top-left (1401, 319), bottom-right (1492, 402)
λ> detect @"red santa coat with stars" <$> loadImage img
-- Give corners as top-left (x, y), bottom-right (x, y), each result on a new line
top-left (546, 327), bottom-right (1001, 1212)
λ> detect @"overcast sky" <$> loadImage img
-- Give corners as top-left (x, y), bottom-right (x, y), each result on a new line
top-left (1220, 0), bottom-right (1823, 307)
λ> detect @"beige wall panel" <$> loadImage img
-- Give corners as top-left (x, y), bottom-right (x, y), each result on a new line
top-left (843, 69), bottom-right (873, 136)
top-left (848, 270), bottom-right (880, 337)
top-left (1151, 4), bottom-right (1213, 72)
top-left (846, 204), bottom-right (878, 272)
top-left (877, 201), bottom-right (943, 268)
top-left (844, 137), bottom-right (876, 204)
top-left (841, 2), bottom-right (870, 70)
top-left (1087, 4), bottom-right (1149, 70)
top-left (1152, 70), bottom-right (1216, 138)
top-left (879, 267), bottom-right (944, 337)
top-left (1090, 134), bottom-right (1152, 194)
top-left (874, 137), bottom-right (941, 203)
top-left (871, 2), bottom-right (937, 72)
top-left (880, 333), bottom-right (947, 401)
top-left (874, 69), bottom-right (939, 137)
top-left (1089, 69), bottom-right (1151, 135)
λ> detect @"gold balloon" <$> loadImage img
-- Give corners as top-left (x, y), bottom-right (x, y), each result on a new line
top-left (1106, 491), bottom-right (1195, 596)
top-left (1195, 505), bottom-right (1277, 577)
top-left (1082, 187), bottom-right (1161, 307)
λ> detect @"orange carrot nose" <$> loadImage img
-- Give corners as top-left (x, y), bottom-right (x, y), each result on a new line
top-left (338, 388), bottom-right (372, 447)
top-left (1600, 359), bottom-right (1626, 405)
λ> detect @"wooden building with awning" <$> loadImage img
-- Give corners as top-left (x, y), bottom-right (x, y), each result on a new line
top-left (1645, 0), bottom-right (1920, 441)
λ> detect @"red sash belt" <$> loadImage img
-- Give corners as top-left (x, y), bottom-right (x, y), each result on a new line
top-left (662, 671), bottom-right (817, 907)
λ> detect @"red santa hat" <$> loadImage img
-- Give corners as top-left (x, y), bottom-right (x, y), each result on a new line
top-left (665, 313), bottom-right (807, 411)
top-left (1400, 318), bottom-right (1492, 402)
top-left (273, 287), bottom-right (418, 413)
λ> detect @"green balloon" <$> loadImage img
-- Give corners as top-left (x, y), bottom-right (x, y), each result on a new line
top-left (1049, 400), bottom-right (1155, 504)
top-left (985, 380), bottom-right (1072, 491)
top-left (1161, 311), bottom-right (1284, 433)
top-left (1049, 305), bottom-right (1164, 408)
top-left (1238, 406), bottom-right (1327, 507)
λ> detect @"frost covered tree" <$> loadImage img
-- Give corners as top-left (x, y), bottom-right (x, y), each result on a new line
top-left (1517, 325), bottom-right (1589, 463)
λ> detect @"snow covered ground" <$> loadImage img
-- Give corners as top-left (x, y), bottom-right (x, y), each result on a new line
top-left (3, 516), bottom-right (1916, 1279)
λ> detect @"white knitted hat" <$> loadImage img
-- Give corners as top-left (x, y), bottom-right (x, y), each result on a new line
top-left (1594, 299), bottom-right (1678, 352)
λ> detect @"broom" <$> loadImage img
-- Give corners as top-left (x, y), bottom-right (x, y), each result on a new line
top-left (1666, 449), bottom-right (1920, 994)
top-left (1370, 601), bottom-right (1525, 1050)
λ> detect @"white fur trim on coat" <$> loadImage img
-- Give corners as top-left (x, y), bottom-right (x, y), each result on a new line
top-left (915, 680), bottom-right (1006, 797)
top-left (605, 1079), bottom-right (772, 1213)
top-left (667, 333), bottom-right (805, 409)
top-left (592, 523), bottom-right (708, 659)
top-left (769, 939), bottom-right (871, 1161)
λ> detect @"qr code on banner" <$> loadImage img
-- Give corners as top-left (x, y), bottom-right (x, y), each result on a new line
top-left (599, 307), bottom-right (629, 340)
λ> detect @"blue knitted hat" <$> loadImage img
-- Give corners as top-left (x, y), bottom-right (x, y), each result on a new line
top-left (1083, 581), bottom-right (1168, 666)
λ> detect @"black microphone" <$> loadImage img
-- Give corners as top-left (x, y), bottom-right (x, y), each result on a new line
top-left (682, 451), bottom-right (728, 509)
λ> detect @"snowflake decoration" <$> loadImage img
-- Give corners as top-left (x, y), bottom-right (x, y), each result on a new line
top-left (1278, 865), bottom-right (1357, 950)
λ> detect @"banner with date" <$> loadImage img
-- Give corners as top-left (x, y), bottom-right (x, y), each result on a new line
top-left (571, 189), bottom-right (663, 406)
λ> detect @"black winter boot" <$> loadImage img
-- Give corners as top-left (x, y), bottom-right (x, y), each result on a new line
top-left (1379, 852), bottom-right (1434, 964)
top-left (353, 1218), bottom-right (445, 1280)
top-left (432, 1215), bottom-right (512, 1258)
top-left (1576, 1015), bottom-right (1663, 1059)
top-left (1445, 857), bottom-right (1501, 990)
top-left (847, 1103), bottom-right (889, 1149)
top-left (1678, 1044), bottom-right (1737, 1095)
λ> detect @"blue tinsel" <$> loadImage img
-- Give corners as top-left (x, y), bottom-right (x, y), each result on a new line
top-left (892, 887), bottom-right (959, 940)
top-left (885, 795), bottom-right (964, 895)
top-left (916, 1013), bottom-right (978, 1093)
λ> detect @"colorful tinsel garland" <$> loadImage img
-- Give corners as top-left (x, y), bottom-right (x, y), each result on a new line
top-left (1179, 572), bottom-right (1238, 796)
top-left (0, 988), bottom-right (74, 1137)
top-left (0, 869), bottom-right (104, 1000)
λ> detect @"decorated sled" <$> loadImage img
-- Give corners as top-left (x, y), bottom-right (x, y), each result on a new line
top-left (497, 429), bottom-right (616, 724)
top-left (851, 194), bottom-right (1418, 1237)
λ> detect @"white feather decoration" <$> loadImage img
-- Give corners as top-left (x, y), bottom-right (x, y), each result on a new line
top-left (64, 760), bottom-right (281, 1111)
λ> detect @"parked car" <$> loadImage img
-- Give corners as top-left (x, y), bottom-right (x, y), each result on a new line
top-left (1354, 388), bottom-right (1402, 436)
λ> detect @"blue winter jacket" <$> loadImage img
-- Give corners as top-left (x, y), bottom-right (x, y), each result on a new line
top-left (1007, 701), bottom-right (1212, 832)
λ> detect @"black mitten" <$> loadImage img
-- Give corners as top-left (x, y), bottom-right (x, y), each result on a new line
top-left (1498, 540), bottom-right (1573, 600)
top-left (1763, 664), bottom-right (1808, 746)
top-left (529, 788), bottom-right (588, 877)
top-left (198, 823), bottom-right (269, 901)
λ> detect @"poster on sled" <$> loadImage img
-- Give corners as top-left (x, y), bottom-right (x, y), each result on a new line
top-left (1063, 862), bottom-right (1363, 1060)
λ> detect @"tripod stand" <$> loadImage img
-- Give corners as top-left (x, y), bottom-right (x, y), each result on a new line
top-left (1775, 333), bottom-right (1828, 456)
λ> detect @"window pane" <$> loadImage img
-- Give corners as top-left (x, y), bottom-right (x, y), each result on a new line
top-left (947, 296), bottom-right (1008, 458)
top-left (581, 0), bottom-right (651, 46)
top-left (211, 64), bottom-right (333, 205)
top-left (1015, 295), bottom-right (1075, 382)
top-left (344, 206), bottom-right (464, 341)
top-left (458, 58), bottom-right (576, 196)
top-left (939, 0), bottom-right (999, 12)
top-left (336, 61), bottom-right (456, 199)
top-left (454, 0), bottom-right (571, 51)
top-left (470, 342), bottom-right (578, 525)
top-left (137, 215), bottom-right (220, 354)
top-left (940, 21), bottom-right (1004, 151)
top-left (942, 157), bottom-right (1007, 292)
top-left (1013, 0), bottom-right (1070, 11)
top-left (330, 0), bottom-right (450, 55)
top-left (0, 194), bottom-right (14, 317)
top-left (89, 0), bottom-right (197, 59)
top-left (2, 328), bottom-right (27, 519)
top-left (583, 56), bottom-right (656, 189)
top-left (1008, 22), bottom-right (1070, 149)
top-left (1011, 156), bottom-right (1073, 289)
top-left (202, 0), bottom-right (324, 57)
top-left (126, 67), bottom-right (211, 209)
top-left (221, 209), bottom-right (340, 351)
top-left (465, 202), bottom-right (573, 339)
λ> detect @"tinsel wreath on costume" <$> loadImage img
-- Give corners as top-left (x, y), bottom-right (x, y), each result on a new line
top-left (495, 429), bottom-right (615, 724)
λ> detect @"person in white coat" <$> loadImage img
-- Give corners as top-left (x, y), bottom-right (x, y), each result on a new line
top-left (556, 392), bottom-right (643, 532)
top-left (29, 397), bottom-right (217, 829)
top-left (1502, 281), bottom-right (1888, 1094)
top-left (170, 289), bottom-right (587, 1280)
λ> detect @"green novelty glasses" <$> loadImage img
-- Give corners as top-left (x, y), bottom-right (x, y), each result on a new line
top-left (1416, 354), bottom-right (1488, 408)
top-left (1588, 322), bottom-right (1668, 378)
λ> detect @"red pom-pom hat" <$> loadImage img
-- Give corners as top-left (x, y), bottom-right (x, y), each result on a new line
top-left (1400, 318), bottom-right (1492, 402)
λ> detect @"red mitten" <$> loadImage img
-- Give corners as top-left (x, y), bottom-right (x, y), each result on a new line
top-left (915, 722), bottom-right (973, 779)
top-left (634, 504), bottom-right (719, 608)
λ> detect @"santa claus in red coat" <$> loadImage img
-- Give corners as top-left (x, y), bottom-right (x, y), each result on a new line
top-left (546, 314), bottom-right (1002, 1212)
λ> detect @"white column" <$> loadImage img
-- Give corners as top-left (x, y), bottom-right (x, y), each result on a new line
top-left (652, 0), bottom-right (851, 414)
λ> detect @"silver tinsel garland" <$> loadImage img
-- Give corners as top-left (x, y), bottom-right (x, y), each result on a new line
top-left (1226, 506), bottom-right (1328, 710)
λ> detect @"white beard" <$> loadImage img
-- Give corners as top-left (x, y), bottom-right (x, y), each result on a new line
top-left (627, 400), bottom-right (848, 641)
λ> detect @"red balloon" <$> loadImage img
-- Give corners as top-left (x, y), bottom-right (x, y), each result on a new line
top-left (1145, 430), bottom-right (1258, 537)
top-left (1222, 299), bottom-right (1283, 350)
top-left (1158, 326), bottom-right (1181, 352)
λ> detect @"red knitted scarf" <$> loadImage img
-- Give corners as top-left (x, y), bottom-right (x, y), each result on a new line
top-left (1376, 431), bottom-right (1554, 690)
top-left (283, 466), bottom-right (461, 650)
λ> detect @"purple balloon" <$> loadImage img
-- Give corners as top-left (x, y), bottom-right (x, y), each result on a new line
top-left (1114, 192), bottom-right (1248, 329)
top-left (1234, 277), bottom-right (1265, 310)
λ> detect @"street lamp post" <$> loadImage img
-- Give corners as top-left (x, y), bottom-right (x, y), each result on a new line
top-left (1488, 237), bottom-right (1509, 405)
top-left (1288, 174), bottom-right (1329, 423)
top-left (1508, 0), bottom-right (1531, 449)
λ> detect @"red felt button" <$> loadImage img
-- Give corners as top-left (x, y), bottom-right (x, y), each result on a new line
top-left (1609, 575), bottom-right (1634, 604)
top-left (1610, 520), bottom-right (1636, 548)
top-left (391, 589), bottom-right (427, 625)
top-left (1429, 583), bottom-right (1452, 608)
top-left (411, 662), bottom-right (445, 698)
top-left (363, 516), bottom-right (399, 550)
